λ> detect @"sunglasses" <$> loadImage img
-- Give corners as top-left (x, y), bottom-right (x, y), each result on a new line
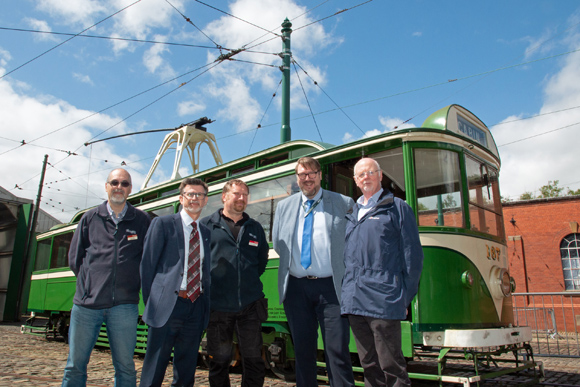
top-left (108, 180), bottom-right (131, 188)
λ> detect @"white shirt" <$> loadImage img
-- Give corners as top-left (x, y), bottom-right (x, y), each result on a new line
top-left (179, 209), bottom-right (205, 291)
top-left (290, 189), bottom-right (332, 278)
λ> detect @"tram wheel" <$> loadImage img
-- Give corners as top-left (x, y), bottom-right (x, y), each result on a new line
top-left (264, 348), bottom-right (295, 382)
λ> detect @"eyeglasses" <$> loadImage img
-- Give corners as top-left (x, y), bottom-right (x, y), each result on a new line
top-left (354, 170), bottom-right (379, 179)
top-left (108, 180), bottom-right (131, 187)
top-left (182, 192), bottom-right (207, 199)
top-left (296, 171), bottom-right (320, 180)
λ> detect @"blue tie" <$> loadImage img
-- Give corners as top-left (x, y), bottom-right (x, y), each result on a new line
top-left (301, 200), bottom-right (315, 269)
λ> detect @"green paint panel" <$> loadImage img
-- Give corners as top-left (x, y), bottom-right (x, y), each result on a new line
top-left (44, 277), bottom-right (75, 311)
top-left (415, 246), bottom-right (500, 332)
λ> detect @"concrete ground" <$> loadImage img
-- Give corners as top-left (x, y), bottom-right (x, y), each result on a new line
top-left (1, 322), bottom-right (579, 386)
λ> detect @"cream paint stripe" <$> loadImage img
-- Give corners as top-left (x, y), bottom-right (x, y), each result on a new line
top-left (419, 233), bottom-right (507, 316)
top-left (31, 270), bottom-right (75, 281)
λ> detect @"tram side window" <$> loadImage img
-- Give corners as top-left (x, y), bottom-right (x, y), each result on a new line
top-left (34, 239), bottom-right (52, 271)
top-left (50, 233), bottom-right (73, 269)
top-left (244, 175), bottom-right (296, 242)
top-left (414, 149), bottom-right (464, 228)
top-left (466, 156), bottom-right (505, 238)
top-left (148, 205), bottom-right (175, 219)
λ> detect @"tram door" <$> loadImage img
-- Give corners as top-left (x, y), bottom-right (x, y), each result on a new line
top-left (328, 162), bottom-right (356, 201)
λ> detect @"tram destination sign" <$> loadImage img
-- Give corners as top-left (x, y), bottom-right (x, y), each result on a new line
top-left (457, 115), bottom-right (487, 147)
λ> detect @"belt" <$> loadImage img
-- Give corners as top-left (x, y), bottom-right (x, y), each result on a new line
top-left (178, 290), bottom-right (203, 298)
top-left (290, 274), bottom-right (329, 280)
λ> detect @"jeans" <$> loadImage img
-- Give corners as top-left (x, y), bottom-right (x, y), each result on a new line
top-left (206, 299), bottom-right (265, 387)
top-left (62, 303), bottom-right (138, 387)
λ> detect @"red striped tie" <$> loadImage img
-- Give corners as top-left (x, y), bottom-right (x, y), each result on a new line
top-left (187, 221), bottom-right (201, 302)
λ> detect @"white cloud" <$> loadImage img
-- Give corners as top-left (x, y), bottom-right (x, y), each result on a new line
top-left (73, 72), bottom-right (94, 85)
top-left (195, 0), bottom-right (341, 133)
top-left (143, 36), bottom-right (177, 80)
top-left (494, 27), bottom-right (580, 199)
top-left (412, 31), bottom-right (422, 38)
top-left (177, 99), bottom-right (206, 116)
top-left (24, 18), bottom-right (60, 42)
top-left (342, 115), bottom-right (416, 144)
top-left (0, 60), bottom-right (143, 222)
top-left (207, 71), bottom-right (261, 132)
top-left (35, 0), bottom-right (109, 27)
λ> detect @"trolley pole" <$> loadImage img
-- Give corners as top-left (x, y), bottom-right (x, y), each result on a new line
top-left (15, 154), bottom-right (48, 320)
top-left (280, 18), bottom-right (292, 144)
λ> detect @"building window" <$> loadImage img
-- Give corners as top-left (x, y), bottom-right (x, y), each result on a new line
top-left (560, 233), bottom-right (580, 290)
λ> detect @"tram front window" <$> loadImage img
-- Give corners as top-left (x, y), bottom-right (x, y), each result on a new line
top-left (414, 149), bottom-right (464, 228)
top-left (466, 156), bottom-right (504, 238)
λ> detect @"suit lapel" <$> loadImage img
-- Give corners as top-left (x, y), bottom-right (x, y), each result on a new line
top-left (174, 214), bottom-right (185, 261)
top-left (323, 190), bottom-right (335, 259)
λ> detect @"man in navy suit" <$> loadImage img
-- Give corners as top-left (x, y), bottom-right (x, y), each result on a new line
top-left (272, 157), bottom-right (355, 387)
top-left (139, 178), bottom-right (212, 387)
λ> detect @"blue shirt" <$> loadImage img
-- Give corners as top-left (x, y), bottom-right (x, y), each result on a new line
top-left (290, 188), bottom-right (332, 278)
top-left (106, 202), bottom-right (128, 224)
top-left (357, 188), bottom-right (384, 220)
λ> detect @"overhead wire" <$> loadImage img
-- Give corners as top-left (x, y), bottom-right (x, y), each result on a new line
top-left (247, 80), bottom-right (282, 155)
top-left (0, 26), bottom-right (220, 50)
top-left (292, 61), bottom-right (323, 142)
top-left (292, 59), bottom-right (365, 135)
top-left (0, 0), bottom-right (142, 81)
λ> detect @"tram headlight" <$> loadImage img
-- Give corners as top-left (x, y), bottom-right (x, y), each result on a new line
top-left (489, 266), bottom-right (512, 299)
top-left (461, 271), bottom-right (474, 288)
top-left (500, 270), bottom-right (511, 296)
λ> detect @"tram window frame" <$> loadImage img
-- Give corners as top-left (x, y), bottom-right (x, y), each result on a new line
top-left (465, 155), bottom-right (505, 239)
top-left (148, 205), bottom-right (175, 219)
top-left (413, 148), bottom-right (465, 228)
top-left (34, 238), bottom-right (52, 271)
top-left (328, 148), bottom-right (407, 202)
top-left (49, 232), bottom-right (73, 269)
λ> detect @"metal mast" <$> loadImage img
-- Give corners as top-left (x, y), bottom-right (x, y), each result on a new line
top-left (280, 18), bottom-right (292, 143)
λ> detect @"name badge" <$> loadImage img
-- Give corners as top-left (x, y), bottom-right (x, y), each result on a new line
top-left (249, 240), bottom-right (259, 247)
top-left (127, 235), bottom-right (138, 241)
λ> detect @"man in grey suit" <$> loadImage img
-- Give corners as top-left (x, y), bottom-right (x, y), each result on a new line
top-left (139, 178), bottom-right (211, 387)
top-left (272, 156), bottom-right (355, 387)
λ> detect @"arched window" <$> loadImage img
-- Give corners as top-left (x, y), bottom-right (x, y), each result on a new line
top-left (560, 233), bottom-right (580, 290)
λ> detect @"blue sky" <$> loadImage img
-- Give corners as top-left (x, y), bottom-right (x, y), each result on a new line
top-left (2, 0), bottom-right (580, 222)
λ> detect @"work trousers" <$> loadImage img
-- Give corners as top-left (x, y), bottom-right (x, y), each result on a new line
top-left (206, 299), bottom-right (265, 387)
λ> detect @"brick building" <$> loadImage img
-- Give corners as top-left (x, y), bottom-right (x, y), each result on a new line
top-left (502, 196), bottom-right (580, 332)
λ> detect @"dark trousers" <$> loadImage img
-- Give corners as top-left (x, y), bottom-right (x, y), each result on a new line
top-left (206, 299), bottom-right (265, 387)
top-left (284, 276), bottom-right (355, 387)
top-left (139, 295), bottom-right (208, 387)
top-left (348, 315), bottom-right (410, 387)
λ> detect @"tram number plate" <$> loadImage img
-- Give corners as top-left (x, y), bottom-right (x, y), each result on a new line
top-left (486, 245), bottom-right (500, 261)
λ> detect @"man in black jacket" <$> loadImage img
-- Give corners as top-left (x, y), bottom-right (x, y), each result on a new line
top-left (62, 168), bottom-right (151, 387)
top-left (200, 179), bottom-right (269, 387)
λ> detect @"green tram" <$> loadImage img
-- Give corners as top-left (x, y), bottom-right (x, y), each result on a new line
top-left (24, 105), bottom-right (540, 385)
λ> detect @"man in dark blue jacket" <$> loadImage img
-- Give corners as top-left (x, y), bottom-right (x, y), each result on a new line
top-left (341, 157), bottom-right (423, 387)
top-left (200, 179), bottom-right (269, 387)
top-left (62, 168), bottom-right (150, 387)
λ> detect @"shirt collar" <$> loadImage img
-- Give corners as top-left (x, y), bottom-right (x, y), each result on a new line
top-left (180, 208), bottom-right (196, 227)
top-left (357, 188), bottom-right (384, 208)
top-left (107, 202), bottom-right (128, 219)
top-left (301, 187), bottom-right (323, 204)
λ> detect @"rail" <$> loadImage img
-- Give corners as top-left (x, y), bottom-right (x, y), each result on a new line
top-left (512, 292), bottom-right (580, 358)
